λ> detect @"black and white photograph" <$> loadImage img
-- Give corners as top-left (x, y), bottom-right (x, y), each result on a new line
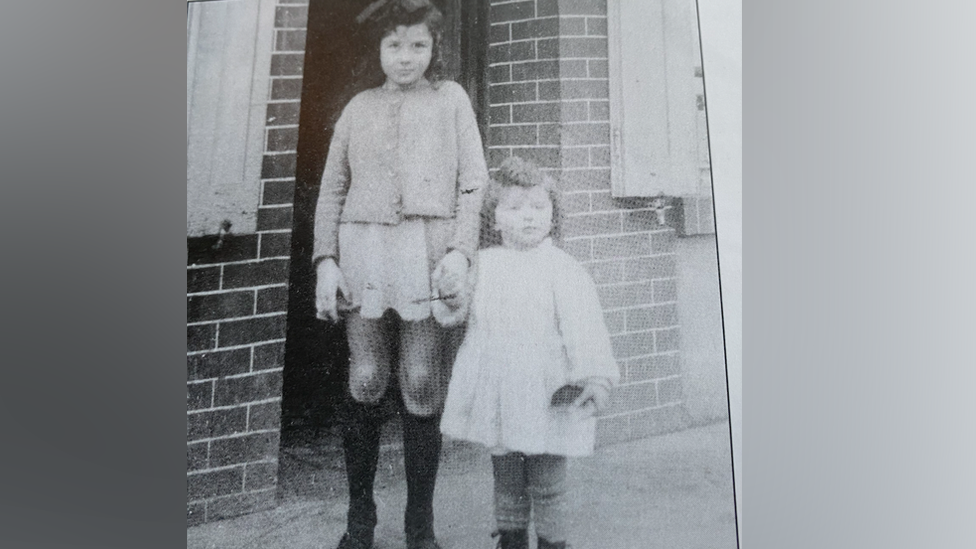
top-left (186, 1), bottom-right (741, 547)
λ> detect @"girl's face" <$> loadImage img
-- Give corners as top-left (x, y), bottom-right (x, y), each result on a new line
top-left (379, 24), bottom-right (433, 89)
top-left (494, 185), bottom-right (554, 251)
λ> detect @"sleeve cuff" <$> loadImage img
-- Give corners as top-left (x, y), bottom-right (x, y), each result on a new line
top-left (446, 247), bottom-right (474, 267)
top-left (313, 255), bottom-right (335, 268)
top-left (583, 376), bottom-right (614, 390)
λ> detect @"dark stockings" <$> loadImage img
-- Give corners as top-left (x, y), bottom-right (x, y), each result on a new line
top-left (402, 411), bottom-right (443, 544)
top-left (341, 402), bottom-right (383, 547)
top-left (340, 401), bottom-right (443, 547)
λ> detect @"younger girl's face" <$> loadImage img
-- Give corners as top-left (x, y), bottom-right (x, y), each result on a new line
top-left (494, 185), bottom-right (554, 251)
top-left (380, 24), bottom-right (433, 89)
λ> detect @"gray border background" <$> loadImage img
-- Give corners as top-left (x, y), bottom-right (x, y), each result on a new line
top-left (697, 0), bottom-right (742, 536)
top-left (1, 0), bottom-right (974, 547)
top-left (742, 0), bottom-right (976, 547)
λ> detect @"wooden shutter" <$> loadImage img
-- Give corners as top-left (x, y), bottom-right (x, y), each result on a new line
top-left (187, 0), bottom-right (276, 237)
top-left (608, 0), bottom-right (706, 197)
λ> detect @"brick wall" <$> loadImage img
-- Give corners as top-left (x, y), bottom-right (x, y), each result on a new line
top-left (487, 0), bottom-right (689, 444)
top-left (186, 0), bottom-right (307, 527)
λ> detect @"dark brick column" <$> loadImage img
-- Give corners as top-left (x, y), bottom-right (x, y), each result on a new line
top-left (486, 0), bottom-right (689, 445)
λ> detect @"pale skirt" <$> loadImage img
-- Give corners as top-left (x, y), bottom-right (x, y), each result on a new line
top-left (337, 217), bottom-right (454, 321)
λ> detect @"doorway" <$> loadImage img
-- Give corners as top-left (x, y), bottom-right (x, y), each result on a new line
top-left (280, 0), bottom-right (488, 446)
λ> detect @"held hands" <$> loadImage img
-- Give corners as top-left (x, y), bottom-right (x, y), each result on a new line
top-left (315, 258), bottom-right (349, 322)
top-left (572, 380), bottom-right (611, 418)
top-left (431, 250), bottom-right (469, 308)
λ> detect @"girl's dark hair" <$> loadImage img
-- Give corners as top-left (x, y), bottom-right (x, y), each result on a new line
top-left (327, 1), bottom-right (446, 129)
top-left (355, 0), bottom-right (447, 86)
top-left (480, 156), bottom-right (565, 249)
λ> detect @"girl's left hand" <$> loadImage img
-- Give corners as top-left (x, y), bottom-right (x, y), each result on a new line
top-left (573, 381), bottom-right (611, 417)
top-left (432, 250), bottom-right (469, 299)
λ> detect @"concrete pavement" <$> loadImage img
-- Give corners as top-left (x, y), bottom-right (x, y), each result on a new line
top-left (187, 420), bottom-right (738, 549)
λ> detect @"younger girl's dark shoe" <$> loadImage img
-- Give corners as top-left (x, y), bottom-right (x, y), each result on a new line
top-left (537, 537), bottom-right (568, 549)
top-left (492, 529), bottom-right (528, 549)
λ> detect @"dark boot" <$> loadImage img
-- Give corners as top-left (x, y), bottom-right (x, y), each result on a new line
top-left (492, 529), bottom-right (529, 549)
top-left (402, 412), bottom-right (443, 548)
top-left (338, 402), bottom-right (383, 549)
top-left (336, 532), bottom-right (373, 549)
top-left (537, 537), bottom-right (568, 549)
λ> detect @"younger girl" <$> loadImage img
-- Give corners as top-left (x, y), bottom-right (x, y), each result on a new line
top-left (440, 157), bottom-right (620, 549)
top-left (313, 2), bottom-right (487, 549)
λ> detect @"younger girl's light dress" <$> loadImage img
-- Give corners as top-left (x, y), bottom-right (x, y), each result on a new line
top-left (440, 239), bottom-right (620, 457)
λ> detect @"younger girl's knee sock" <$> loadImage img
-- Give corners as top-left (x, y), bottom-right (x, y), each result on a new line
top-left (491, 453), bottom-right (531, 532)
top-left (493, 528), bottom-right (529, 549)
top-left (526, 455), bottom-right (568, 544)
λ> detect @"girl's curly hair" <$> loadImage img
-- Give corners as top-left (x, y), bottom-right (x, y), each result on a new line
top-left (354, 0), bottom-right (447, 87)
top-left (480, 156), bottom-right (565, 249)
top-left (326, 1), bottom-right (447, 130)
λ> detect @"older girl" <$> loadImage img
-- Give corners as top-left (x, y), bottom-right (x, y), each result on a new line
top-left (313, 1), bottom-right (487, 548)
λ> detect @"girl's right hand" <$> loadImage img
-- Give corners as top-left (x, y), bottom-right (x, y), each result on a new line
top-left (315, 258), bottom-right (349, 322)
top-left (573, 380), bottom-right (611, 417)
